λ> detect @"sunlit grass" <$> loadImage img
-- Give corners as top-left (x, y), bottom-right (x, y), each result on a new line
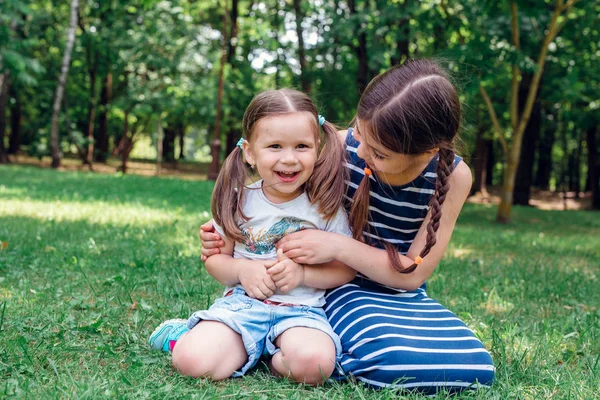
top-left (1, 165), bottom-right (599, 399)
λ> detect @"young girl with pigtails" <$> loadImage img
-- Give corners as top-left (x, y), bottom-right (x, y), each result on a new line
top-left (200, 59), bottom-right (496, 393)
top-left (149, 89), bottom-right (356, 385)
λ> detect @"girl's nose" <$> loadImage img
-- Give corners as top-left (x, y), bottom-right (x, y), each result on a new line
top-left (356, 143), bottom-right (369, 162)
top-left (280, 149), bottom-right (298, 164)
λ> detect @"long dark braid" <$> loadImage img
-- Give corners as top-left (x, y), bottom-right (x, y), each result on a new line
top-left (398, 147), bottom-right (455, 273)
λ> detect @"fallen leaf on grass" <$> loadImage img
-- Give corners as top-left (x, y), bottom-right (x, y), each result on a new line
top-left (0, 241), bottom-right (7, 250)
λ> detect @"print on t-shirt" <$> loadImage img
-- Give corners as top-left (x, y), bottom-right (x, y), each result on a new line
top-left (241, 217), bottom-right (306, 255)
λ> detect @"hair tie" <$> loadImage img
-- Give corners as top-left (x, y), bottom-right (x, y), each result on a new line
top-left (363, 167), bottom-right (372, 176)
top-left (236, 138), bottom-right (245, 149)
top-left (318, 115), bottom-right (326, 126)
top-left (414, 256), bottom-right (423, 265)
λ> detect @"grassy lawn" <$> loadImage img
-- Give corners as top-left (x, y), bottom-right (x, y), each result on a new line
top-left (1, 165), bottom-right (599, 399)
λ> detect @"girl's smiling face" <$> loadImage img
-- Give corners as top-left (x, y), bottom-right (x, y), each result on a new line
top-left (243, 112), bottom-right (319, 203)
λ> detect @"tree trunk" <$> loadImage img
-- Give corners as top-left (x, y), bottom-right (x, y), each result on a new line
top-left (534, 123), bottom-right (554, 190)
top-left (568, 133), bottom-right (583, 196)
top-left (117, 109), bottom-right (131, 173)
top-left (162, 126), bottom-right (176, 163)
top-left (95, 71), bottom-right (112, 163)
top-left (390, 17), bottom-right (410, 66)
top-left (347, 0), bottom-right (369, 94)
top-left (51, 0), bottom-right (79, 169)
top-left (208, 7), bottom-right (228, 180)
top-left (486, 140), bottom-right (494, 186)
top-left (272, 0), bottom-right (283, 87)
top-left (470, 129), bottom-right (489, 196)
top-left (224, 127), bottom-right (236, 155)
top-left (388, 0), bottom-right (410, 66)
top-left (8, 86), bottom-right (21, 154)
top-left (0, 71), bottom-right (9, 164)
top-left (64, 94), bottom-right (93, 169)
top-left (85, 52), bottom-right (98, 165)
top-left (224, 0), bottom-right (240, 157)
top-left (156, 116), bottom-right (163, 175)
top-left (587, 126), bottom-right (599, 209)
top-left (293, 0), bottom-right (310, 94)
top-left (513, 74), bottom-right (541, 205)
top-left (227, 0), bottom-right (239, 65)
top-left (178, 124), bottom-right (185, 159)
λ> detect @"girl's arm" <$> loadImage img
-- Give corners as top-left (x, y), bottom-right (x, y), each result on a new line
top-left (278, 162), bottom-right (472, 291)
top-left (204, 235), bottom-right (277, 299)
top-left (203, 234), bottom-right (239, 285)
top-left (303, 261), bottom-right (356, 289)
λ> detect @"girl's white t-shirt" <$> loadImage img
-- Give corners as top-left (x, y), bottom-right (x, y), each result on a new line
top-left (213, 180), bottom-right (351, 307)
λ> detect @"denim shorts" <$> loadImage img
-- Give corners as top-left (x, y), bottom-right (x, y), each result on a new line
top-left (187, 287), bottom-right (342, 377)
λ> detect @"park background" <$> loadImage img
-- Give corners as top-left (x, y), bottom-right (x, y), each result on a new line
top-left (0, 0), bottom-right (599, 398)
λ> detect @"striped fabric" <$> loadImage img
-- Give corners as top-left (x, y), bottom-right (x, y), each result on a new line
top-left (325, 129), bottom-right (495, 393)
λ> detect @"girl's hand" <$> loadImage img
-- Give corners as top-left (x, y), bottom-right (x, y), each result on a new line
top-left (238, 259), bottom-right (278, 300)
top-left (267, 249), bottom-right (305, 293)
top-left (199, 220), bottom-right (225, 261)
top-left (277, 230), bottom-right (342, 265)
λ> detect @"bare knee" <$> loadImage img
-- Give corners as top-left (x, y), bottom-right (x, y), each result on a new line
top-left (281, 347), bottom-right (336, 385)
top-left (171, 342), bottom-right (220, 379)
top-left (171, 333), bottom-right (242, 380)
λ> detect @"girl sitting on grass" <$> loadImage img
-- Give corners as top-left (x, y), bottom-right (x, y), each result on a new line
top-left (200, 59), bottom-right (496, 394)
top-left (149, 89), bottom-right (356, 385)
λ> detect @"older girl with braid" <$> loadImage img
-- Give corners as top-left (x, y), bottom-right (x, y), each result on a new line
top-left (200, 59), bottom-right (495, 393)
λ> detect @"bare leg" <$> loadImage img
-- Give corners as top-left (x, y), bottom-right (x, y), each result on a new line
top-left (172, 321), bottom-right (247, 380)
top-left (271, 327), bottom-right (336, 385)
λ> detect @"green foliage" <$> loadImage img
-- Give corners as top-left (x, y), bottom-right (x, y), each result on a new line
top-left (1, 165), bottom-right (599, 398)
top-left (2, 0), bottom-right (598, 195)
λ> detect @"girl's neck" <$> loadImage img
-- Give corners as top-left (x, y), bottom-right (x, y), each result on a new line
top-left (261, 180), bottom-right (304, 204)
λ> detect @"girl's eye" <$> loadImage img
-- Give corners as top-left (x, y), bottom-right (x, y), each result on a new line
top-left (297, 144), bottom-right (310, 149)
top-left (373, 152), bottom-right (385, 160)
top-left (269, 144), bottom-right (281, 149)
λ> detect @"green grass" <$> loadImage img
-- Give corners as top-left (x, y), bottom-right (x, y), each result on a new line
top-left (1, 164), bottom-right (599, 399)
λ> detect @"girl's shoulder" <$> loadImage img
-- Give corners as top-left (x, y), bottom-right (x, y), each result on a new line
top-left (344, 127), bottom-right (356, 145)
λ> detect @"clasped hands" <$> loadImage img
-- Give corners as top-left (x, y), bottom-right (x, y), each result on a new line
top-left (238, 249), bottom-right (304, 300)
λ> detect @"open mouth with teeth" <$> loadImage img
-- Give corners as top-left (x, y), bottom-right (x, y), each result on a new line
top-left (275, 171), bottom-right (300, 182)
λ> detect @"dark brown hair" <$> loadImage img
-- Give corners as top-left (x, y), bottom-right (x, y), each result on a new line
top-left (349, 59), bottom-right (461, 274)
top-left (211, 89), bottom-right (346, 242)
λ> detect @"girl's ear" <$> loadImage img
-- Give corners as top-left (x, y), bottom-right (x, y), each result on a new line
top-left (425, 147), bottom-right (439, 156)
top-left (242, 140), bottom-right (255, 167)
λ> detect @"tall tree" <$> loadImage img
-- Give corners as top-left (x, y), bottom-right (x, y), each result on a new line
top-left (224, 0), bottom-right (240, 155)
top-left (208, 2), bottom-right (228, 180)
top-left (471, 127), bottom-right (491, 196)
top-left (347, 0), bottom-right (370, 94)
top-left (513, 73), bottom-right (542, 205)
top-left (588, 126), bottom-right (600, 209)
top-left (50, 0), bottom-right (79, 169)
top-left (479, 0), bottom-right (578, 222)
top-left (8, 85), bottom-right (21, 154)
top-left (95, 71), bottom-right (112, 162)
top-left (0, 67), bottom-right (9, 164)
top-left (293, 0), bottom-right (310, 94)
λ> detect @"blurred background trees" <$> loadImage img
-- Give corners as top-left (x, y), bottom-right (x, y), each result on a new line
top-left (0, 0), bottom-right (598, 219)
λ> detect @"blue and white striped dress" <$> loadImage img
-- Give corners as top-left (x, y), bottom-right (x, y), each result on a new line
top-left (325, 129), bottom-right (495, 393)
